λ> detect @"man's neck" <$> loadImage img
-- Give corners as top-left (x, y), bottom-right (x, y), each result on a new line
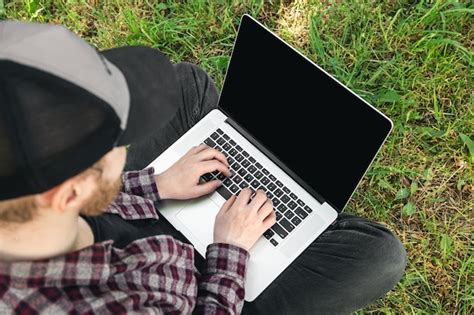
top-left (0, 216), bottom-right (94, 263)
top-left (74, 216), bottom-right (95, 251)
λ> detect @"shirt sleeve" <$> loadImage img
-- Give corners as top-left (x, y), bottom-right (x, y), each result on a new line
top-left (193, 243), bottom-right (250, 315)
top-left (120, 167), bottom-right (161, 202)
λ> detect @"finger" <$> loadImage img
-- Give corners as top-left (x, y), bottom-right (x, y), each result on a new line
top-left (234, 187), bottom-right (253, 208)
top-left (249, 189), bottom-right (268, 211)
top-left (194, 179), bottom-right (223, 197)
top-left (199, 160), bottom-right (231, 177)
top-left (257, 199), bottom-right (274, 220)
top-left (218, 194), bottom-right (237, 215)
top-left (196, 147), bottom-right (229, 167)
top-left (262, 209), bottom-right (277, 228)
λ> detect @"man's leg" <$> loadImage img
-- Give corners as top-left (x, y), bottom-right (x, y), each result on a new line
top-left (241, 213), bottom-right (407, 314)
top-left (124, 61), bottom-right (219, 171)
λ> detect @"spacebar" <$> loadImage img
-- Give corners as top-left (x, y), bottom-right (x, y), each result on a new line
top-left (216, 186), bottom-right (233, 200)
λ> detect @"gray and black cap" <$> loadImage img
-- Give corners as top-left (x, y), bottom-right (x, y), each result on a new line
top-left (0, 20), bottom-right (181, 200)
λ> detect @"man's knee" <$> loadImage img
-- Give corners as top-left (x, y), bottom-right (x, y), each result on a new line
top-left (329, 214), bottom-right (407, 307)
top-left (343, 216), bottom-right (407, 297)
top-left (173, 61), bottom-right (219, 125)
top-left (374, 226), bottom-right (407, 286)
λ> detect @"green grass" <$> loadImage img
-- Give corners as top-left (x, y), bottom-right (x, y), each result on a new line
top-left (2, 0), bottom-right (473, 313)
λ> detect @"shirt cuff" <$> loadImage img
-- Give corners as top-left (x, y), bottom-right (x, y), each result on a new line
top-left (121, 167), bottom-right (161, 202)
top-left (204, 243), bottom-right (250, 280)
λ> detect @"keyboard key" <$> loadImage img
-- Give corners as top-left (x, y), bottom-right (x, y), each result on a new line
top-left (229, 184), bottom-right (239, 193)
top-left (288, 201), bottom-right (297, 210)
top-left (277, 204), bottom-right (287, 213)
top-left (297, 199), bottom-right (305, 207)
top-left (241, 159), bottom-right (250, 168)
top-left (216, 186), bottom-right (232, 200)
top-left (295, 207), bottom-right (308, 219)
top-left (276, 180), bottom-right (283, 187)
top-left (284, 210), bottom-right (295, 219)
top-left (216, 128), bottom-right (224, 135)
top-left (217, 173), bottom-right (226, 180)
top-left (242, 151), bottom-right (250, 158)
top-left (255, 162), bottom-right (263, 169)
top-left (238, 168), bottom-right (247, 177)
top-left (271, 223), bottom-right (288, 239)
top-left (270, 239), bottom-right (279, 246)
top-left (304, 205), bottom-right (313, 213)
top-left (263, 229), bottom-right (274, 239)
top-left (214, 145), bottom-right (222, 152)
top-left (254, 171), bottom-right (263, 179)
top-left (272, 198), bottom-right (281, 206)
top-left (283, 186), bottom-right (291, 194)
top-left (201, 172), bottom-right (213, 181)
top-left (291, 216), bottom-right (302, 226)
top-left (279, 218), bottom-right (295, 232)
top-left (281, 195), bottom-right (290, 204)
top-left (244, 174), bottom-right (254, 182)
top-left (229, 148), bottom-right (238, 156)
top-left (236, 145), bottom-right (243, 152)
top-left (223, 134), bottom-right (230, 140)
top-left (269, 174), bottom-right (277, 181)
top-left (210, 132), bottom-right (219, 140)
top-left (223, 143), bottom-right (231, 151)
top-left (261, 177), bottom-right (270, 185)
top-left (274, 189), bottom-right (283, 197)
top-left (239, 181), bottom-right (249, 189)
top-left (248, 165), bottom-right (257, 174)
top-left (204, 138), bottom-right (216, 147)
top-left (227, 157), bottom-right (234, 164)
top-left (262, 168), bottom-right (270, 175)
top-left (266, 191), bottom-right (274, 199)
top-left (249, 156), bottom-right (256, 163)
top-left (233, 175), bottom-right (243, 184)
top-left (223, 178), bottom-right (232, 187)
top-left (235, 154), bottom-right (244, 162)
top-left (216, 137), bottom-right (225, 145)
top-left (251, 180), bottom-right (260, 188)
top-left (229, 139), bottom-right (236, 146)
top-left (232, 163), bottom-right (241, 171)
top-left (276, 211), bottom-right (283, 220)
top-left (267, 183), bottom-right (277, 191)
top-left (290, 193), bottom-right (298, 200)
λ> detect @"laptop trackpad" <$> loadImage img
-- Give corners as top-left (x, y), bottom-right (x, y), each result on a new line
top-left (175, 195), bottom-right (219, 249)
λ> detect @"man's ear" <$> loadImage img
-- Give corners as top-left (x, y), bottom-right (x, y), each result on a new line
top-left (35, 175), bottom-right (94, 213)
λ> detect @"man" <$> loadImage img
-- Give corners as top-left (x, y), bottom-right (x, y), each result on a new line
top-left (0, 20), bottom-right (407, 314)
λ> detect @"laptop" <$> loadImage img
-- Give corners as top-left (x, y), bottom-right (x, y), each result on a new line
top-left (146, 14), bottom-right (393, 302)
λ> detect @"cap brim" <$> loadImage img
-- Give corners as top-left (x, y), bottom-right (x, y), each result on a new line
top-left (100, 46), bottom-right (181, 146)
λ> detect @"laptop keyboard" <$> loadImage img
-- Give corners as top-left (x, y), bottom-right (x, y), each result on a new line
top-left (200, 128), bottom-right (313, 247)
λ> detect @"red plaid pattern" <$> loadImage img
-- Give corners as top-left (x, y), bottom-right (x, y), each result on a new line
top-left (0, 167), bottom-right (250, 314)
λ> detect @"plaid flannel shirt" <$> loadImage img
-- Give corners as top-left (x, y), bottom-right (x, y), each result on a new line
top-left (0, 167), bottom-right (250, 314)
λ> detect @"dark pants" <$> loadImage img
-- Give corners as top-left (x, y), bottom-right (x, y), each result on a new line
top-left (124, 61), bottom-right (407, 314)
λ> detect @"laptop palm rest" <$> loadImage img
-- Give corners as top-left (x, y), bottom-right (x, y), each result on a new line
top-left (175, 194), bottom-right (220, 255)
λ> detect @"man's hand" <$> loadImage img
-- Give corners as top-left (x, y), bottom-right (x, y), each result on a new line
top-left (154, 144), bottom-right (231, 200)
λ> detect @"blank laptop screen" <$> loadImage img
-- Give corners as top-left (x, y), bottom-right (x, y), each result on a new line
top-left (218, 15), bottom-right (392, 211)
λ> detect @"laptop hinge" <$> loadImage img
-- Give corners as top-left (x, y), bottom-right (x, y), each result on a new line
top-left (225, 116), bottom-right (326, 205)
